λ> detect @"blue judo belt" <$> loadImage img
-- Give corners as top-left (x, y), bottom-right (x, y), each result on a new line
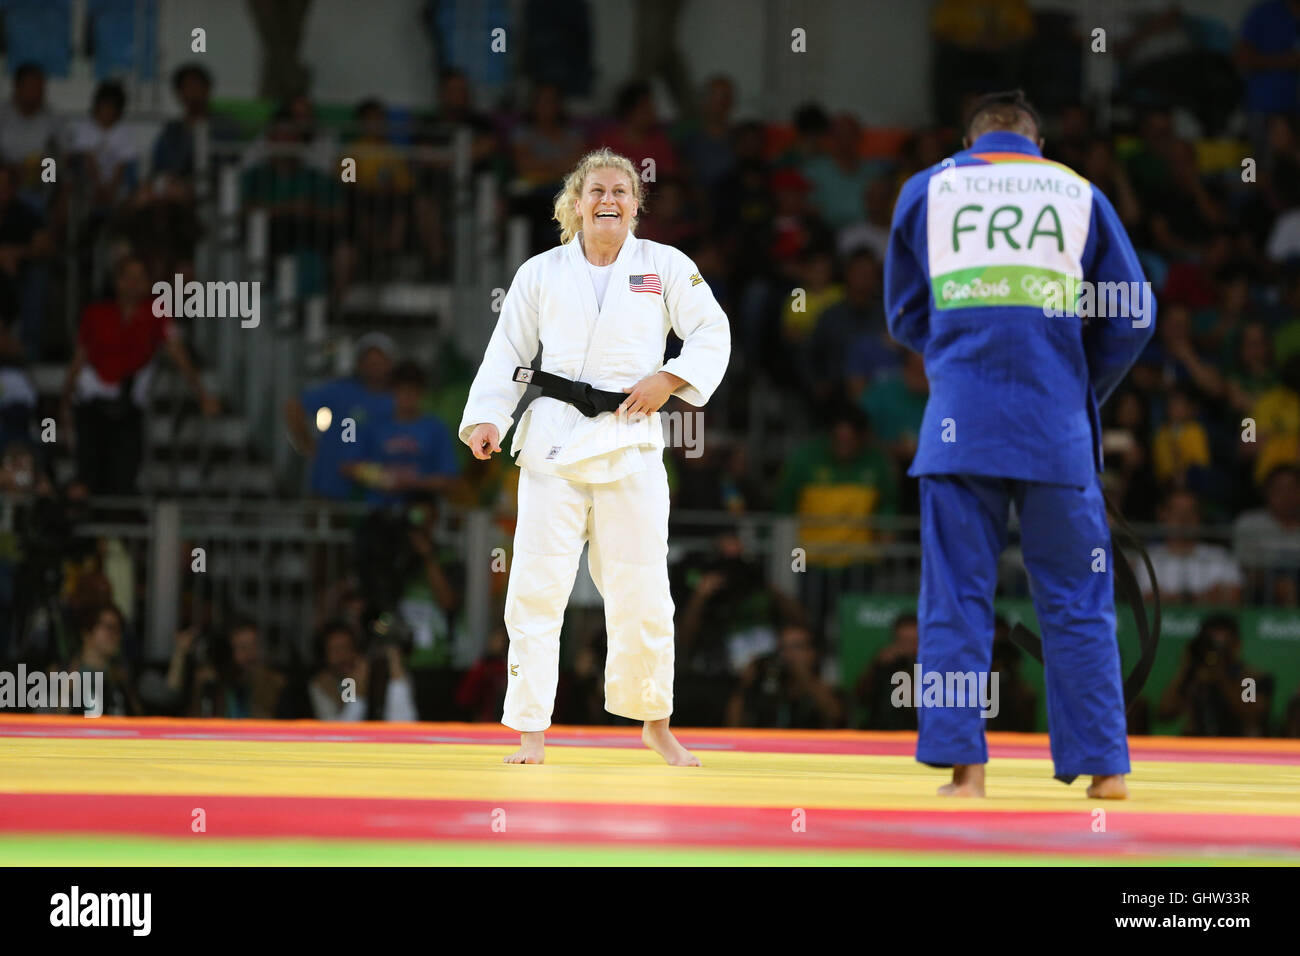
top-left (1008, 491), bottom-right (1161, 784)
top-left (513, 366), bottom-right (626, 417)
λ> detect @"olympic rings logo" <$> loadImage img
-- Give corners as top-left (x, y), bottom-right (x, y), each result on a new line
top-left (1020, 274), bottom-right (1065, 299)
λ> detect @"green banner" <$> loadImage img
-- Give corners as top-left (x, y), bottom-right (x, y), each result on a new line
top-left (931, 264), bottom-right (1078, 310)
top-left (838, 594), bottom-right (1300, 735)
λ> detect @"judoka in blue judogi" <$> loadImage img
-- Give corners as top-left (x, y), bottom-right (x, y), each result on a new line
top-left (883, 91), bottom-right (1155, 796)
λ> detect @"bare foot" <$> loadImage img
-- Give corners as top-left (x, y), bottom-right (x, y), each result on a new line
top-left (1086, 774), bottom-right (1128, 799)
top-left (642, 719), bottom-right (701, 767)
top-left (503, 731), bottom-right (545, 764)
top-left (937, 763), bottom-right (985, 797)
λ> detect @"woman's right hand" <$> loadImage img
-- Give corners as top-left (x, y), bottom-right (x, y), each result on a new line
top-left (468, 423), bottom-right (502, 460)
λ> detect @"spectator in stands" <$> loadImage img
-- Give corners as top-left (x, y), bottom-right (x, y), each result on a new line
top-left (151, 63), bottom-right (239, 186)
top-left (767, 167), bottom-right (826, 283)
top-left (60, 254), bottom-right (219, 495)
top-left (62, 603), bottom-right (141, 716)
top-left (777, 402), bottom-right (898, 563)
top-left (673, 74), bottom-right (737, 196)
top-left (308, 619), bottom-right (417, 721)
top-left (1226, 320), bottom-right (1277, 418)
top-left (670, 437), bottom-right (761, 518)
top-left (1137, 489), bottom-right (1242, 605)
top-left (342, 98), bottom-right (414, 283)
top-left (802, 113), bottom-right (881, 232)
top-left (510, 81), bottom-right (585, 252)
top-left (1101, 388), bottom-right (1160, 522)
top-left (803, 248), bottom-right (885, 409)
top-left (0, 163), bottom-right (52, 361)
top-left (603, 80), bottom-right (679, 178)
top-left (1044, 102), bottom-right (1091, 172)
top-left (64, 81), bottom-right (138, 214)
top-left (1157, 614), bottom-right (1273, 736)
top-left (454, 624), bottom-right (508, 721)
top-left (837, 177), bottom-right (894, 263)
top-left (1234, 464), bottom-right (1300, 605)
top-left (181, 621), bottom-right (287, 719)
top-left (634, 174), bottom-right (700, 248)
top-left (0, 437), bottom-right (45, 497)
top-left (777, 403), bottom-right (898, 628)
top-left (0, 63), bottom-right (59, 199)
top-left (775, 103), bottom-right (830, 172)
top-left (1163, 227), bottom-right (1236, 312)
top-left (241, 107), bottom-right (344, 299)
top-left (1081, 137), bottom-right (1141, 230)
top-left (284, 331), bottom-right (395, 501)
top-left (352, 491), bottom-right (464, 670)
top-left (1189, 262), bottom-right (1251, 360)
top-left (1249, 354), bottom-right (1300, 485)
top-left (1268, 268), bottom-right (1300, 367)
top-left (1125, 109), bottom-right (1225, 263)
top-left (860, 349), bottom-right (928, 479)
top-left (779, 244), bottom-right (841, 346)
top-left (1133, 302), bottom-right (1225, 406)
top-left (0, 297), bottom-right (38, 447)
top-left (243, 92), bottom-right (335, 174)
top-left (726, 622), bottom-right (844, 728)
top-left (1236, 0), bottom-right (1300, 151)
top-left (854, 611), bottom-right (919, 730)
top-left (1152, 384), bottom-right (1212, 488)
top-left (421, 68), bottom-right (498, 171)
top-left (671, 525), bottom-right (806, 679)
top-left (412, 69), bottom-right (499, 276)
top-left (341, 360), bottom-right (459, 506)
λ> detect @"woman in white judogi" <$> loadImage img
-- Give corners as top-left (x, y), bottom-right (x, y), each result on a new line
top-left (460, 148), bottom-right (730, 765)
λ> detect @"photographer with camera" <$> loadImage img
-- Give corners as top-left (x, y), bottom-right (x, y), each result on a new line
top-left (159, 620), bottom-right (288, 719)
top-left (308, 618), bottom-right (416, 722)
top-left (1158, 614), bottom-right (1274, 736)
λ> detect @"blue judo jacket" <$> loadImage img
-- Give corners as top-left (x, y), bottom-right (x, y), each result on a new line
top-left (884, 130), bottom-right (1155, 486)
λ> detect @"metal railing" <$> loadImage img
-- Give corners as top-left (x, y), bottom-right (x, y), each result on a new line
top-left (5, 493), bottom-right (1294, 670)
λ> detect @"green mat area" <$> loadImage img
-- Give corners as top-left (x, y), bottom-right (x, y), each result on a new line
top-left (0, 834), bottom-right (1279, 867)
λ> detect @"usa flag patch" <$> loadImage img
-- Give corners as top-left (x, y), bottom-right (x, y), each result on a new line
top-left (628, 274), bottom-right (662, 294)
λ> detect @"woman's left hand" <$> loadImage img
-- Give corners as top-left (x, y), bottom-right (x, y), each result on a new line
top-left (620, 371), bottom-right (685, 418)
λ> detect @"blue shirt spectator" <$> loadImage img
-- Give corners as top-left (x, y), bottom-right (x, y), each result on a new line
top-left (1238, 0), bottom-right (1300, 115)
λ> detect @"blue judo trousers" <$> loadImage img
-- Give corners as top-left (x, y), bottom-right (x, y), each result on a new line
top-left (884, 130), bottom-right (1156, 781)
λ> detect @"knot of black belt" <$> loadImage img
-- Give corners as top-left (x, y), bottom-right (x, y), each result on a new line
top-left (513, 366), bottom-right (626, 418)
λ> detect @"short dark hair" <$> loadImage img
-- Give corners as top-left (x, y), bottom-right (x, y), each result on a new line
top-left (964, 89), bottom-right (1042, 141)
top-left (793, 102), bottom-right (830, 136)
top-left (77, 603), bottom-right (125, 638)
top-left (92, 81), bottom-right (127, 116)
top-left (13, 62), bottom-right (44, 85)
top-left (355, 97), bottom-right (384, 120)
top-left (315, 618), bottom-right (359, 661)
top-left (829, 401), bottom-right (871, 435)
top-left (171, 63), bottom-right (212, 92)
top-left (391, 360), bottom-right (427, 389)
top-left (1264, 463), bottom-right (1300, 491)
top-left (614, 80), bottom-right (653, 120)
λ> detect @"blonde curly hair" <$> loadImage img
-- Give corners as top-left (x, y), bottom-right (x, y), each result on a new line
top-left (552, 148), bottom-right (643, 244)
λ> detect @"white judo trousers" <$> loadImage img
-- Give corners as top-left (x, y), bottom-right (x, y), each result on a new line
top-left (503, 446), bottom-right (674, 731)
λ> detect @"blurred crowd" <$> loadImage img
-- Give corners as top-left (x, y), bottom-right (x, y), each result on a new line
top-left (4, 1), bottom-right (1300, 734)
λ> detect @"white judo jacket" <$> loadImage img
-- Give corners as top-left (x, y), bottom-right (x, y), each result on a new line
top-left (459, 232), bottom-right (731, 481)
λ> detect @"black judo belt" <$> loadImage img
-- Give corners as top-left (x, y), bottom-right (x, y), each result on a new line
top-left (513, 366), bottom-right (625, 418)
top-left (1008, 490), bottom-right (1161, 783)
